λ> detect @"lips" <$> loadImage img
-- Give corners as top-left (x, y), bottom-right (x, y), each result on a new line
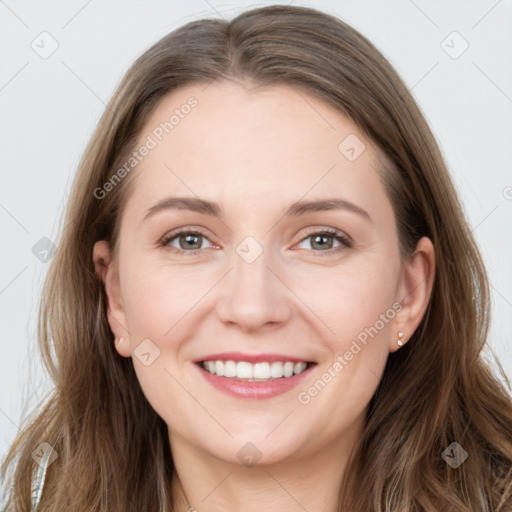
top-left (193, 352), bottom-right (317, 400)
top-left (193, 351), bottom-right (314, 364)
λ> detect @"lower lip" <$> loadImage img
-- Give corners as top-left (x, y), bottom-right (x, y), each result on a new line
top-left (195, 363), bottom-right (316, 400)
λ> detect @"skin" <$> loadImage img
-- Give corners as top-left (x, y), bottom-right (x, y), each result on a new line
top-left (93, 80), bottom-right (435, 511)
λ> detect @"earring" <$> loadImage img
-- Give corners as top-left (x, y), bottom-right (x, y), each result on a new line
top-left (397, 332), bottom-right (404, 347)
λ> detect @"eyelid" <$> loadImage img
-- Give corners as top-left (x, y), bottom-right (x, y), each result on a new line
top-left (159, 226), bottom-right (352, 256)
top-left (293, 226), bottom-right (352, 256)
top-left (159, 227), bottom-right (216, 250)
top-left (297, 226), bottom-right (352, 244)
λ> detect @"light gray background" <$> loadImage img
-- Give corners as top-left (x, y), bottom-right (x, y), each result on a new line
top-left (1, 0), bottom-right (511, 469)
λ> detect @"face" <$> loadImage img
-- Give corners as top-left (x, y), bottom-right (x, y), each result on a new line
top-left (94, 80), bottom-right (433, 467)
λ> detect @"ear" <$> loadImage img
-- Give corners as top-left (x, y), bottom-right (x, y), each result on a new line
top-left (93, 240), bottom-right (131, 358)
top-left (390, 236), bottom-right (435, 352)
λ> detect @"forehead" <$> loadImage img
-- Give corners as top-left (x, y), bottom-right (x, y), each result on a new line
top-left (123, 80), bottom-right (392, 222)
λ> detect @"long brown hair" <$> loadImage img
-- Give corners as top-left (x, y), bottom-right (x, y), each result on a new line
top-left (2, 5), bottom-right (512, 511)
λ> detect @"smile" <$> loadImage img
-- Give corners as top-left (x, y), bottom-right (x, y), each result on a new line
top-left (201, 360), bottom-right (311, 381)
top-left (195, 359), bottom-right (316, 400)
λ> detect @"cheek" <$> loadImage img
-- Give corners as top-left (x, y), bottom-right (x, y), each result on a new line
top-left (120, 264), bottom-right (204, 420)
top-left (294, 258), bottom-right (399, 349)
top-left (122, 250), bottom-right (399, 352)
top-left (292, 262), bottom-right (398, 425)
top-left (121, 261), bottom-right (208, 341)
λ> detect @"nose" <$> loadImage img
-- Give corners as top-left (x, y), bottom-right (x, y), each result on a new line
top-left (216, 240), bottom-right (293, 332)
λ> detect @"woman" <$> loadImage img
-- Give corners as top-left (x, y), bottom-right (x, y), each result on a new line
top-left (2, 5), bottom-right (511, 511)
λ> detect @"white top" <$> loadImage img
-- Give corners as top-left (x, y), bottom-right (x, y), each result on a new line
top-left (1, 454), bottom-right (46, 512)
top-left (30, 450), bottom-right (49, 511)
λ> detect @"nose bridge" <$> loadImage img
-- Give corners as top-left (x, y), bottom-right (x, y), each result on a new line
top-left (232, 234), bottom-right (278, 297)
top-left (234, 236), bottom-right (272, 287)
top-left (217, 234), bottom-right (291, 329)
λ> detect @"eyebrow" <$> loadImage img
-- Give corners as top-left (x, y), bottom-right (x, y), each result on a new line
top-left (143, 196), bottom-right (372, 222)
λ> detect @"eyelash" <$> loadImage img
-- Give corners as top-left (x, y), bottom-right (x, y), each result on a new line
top-left (159, 227), bottom-right (352, 257)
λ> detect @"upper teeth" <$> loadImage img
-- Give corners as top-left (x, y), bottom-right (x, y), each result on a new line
top-left (202, 360), bottom-right (308, 380)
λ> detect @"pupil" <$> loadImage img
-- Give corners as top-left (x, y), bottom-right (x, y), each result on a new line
top-left (182, 234), bottom-right (201, 250)
top-left (313, 234), bottom-right (332, 250)
top-left (178, 234), bottom-right (333, 251)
